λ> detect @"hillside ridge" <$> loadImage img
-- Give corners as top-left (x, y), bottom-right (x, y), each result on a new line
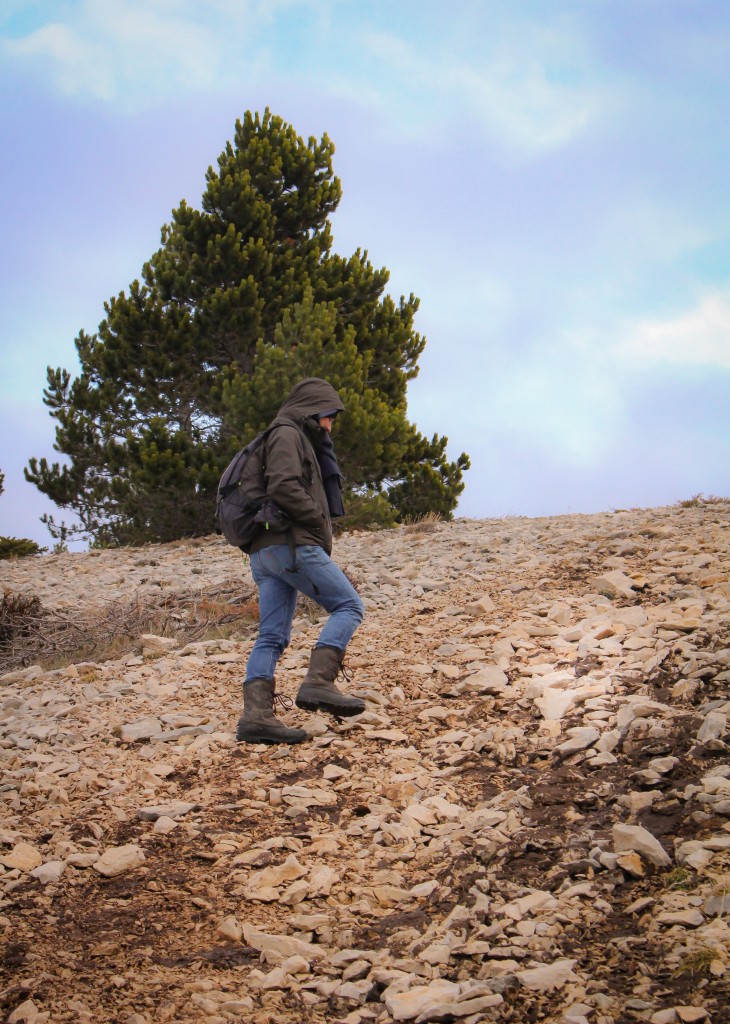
top-left (1, 502), bottom-right (729, 1024)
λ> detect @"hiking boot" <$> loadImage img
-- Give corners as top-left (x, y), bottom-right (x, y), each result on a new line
top-left (295, 645), bottom-right (365, 717)
top-left (236, 678), bottom-right (308, 745)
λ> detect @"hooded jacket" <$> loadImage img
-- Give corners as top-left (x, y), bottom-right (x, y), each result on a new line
top-left (249, 378), bottom-right (345, 556)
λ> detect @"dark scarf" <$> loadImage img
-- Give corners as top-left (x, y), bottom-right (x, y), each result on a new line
top-left (317, 434), bottom-right (345, 518)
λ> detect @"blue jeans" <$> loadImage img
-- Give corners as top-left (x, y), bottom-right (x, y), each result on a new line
top-left (245, 544), bottom-right (365, 684)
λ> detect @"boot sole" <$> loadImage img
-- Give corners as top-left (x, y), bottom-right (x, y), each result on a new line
top-left (295, 697), bottom-right (364, 718)
top-left (236, 728), bottom-right (307, 745)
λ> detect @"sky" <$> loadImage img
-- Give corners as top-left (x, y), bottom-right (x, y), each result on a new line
top-left (1, 0), bottom-right (729, 549)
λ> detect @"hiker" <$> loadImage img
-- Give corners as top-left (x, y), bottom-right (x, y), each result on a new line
top-left (236, 377), bottom-right (365, 745)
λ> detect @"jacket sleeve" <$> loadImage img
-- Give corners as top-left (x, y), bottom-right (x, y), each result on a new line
top-left (263, 426), bottom-right (328, 531)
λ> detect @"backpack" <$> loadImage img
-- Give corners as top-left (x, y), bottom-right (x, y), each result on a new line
top-left (215, 427), bottom-right (290, 551)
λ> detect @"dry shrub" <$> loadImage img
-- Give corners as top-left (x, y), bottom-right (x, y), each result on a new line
top-left (0, 589), bottom-right (46, 648)
top-left (676, 493), bottom-right (730, 508)
top-left (402, 510), bottom-right (442, 534)
top-left (0, 583), bottom-right (259, 673)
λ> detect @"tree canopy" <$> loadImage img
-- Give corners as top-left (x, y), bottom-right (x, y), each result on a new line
top-left (27, 109), bottom-right (469, 546)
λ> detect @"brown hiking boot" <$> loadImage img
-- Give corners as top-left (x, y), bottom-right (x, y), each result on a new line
top-left (236, 678), bottom-right (308, 745)
top-left (295, 645), bottom-right (365, 717)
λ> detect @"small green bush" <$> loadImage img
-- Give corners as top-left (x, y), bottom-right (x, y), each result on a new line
top-left (336, 492), bottom-right (398, 533)
top-left (0, 536), bottom-right (46, 560)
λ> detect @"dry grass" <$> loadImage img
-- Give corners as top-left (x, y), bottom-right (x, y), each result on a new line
top-left (673, 946), bottom-right (723, 979)
top-left (0, 584), bottom-right (259, 674)
top-left (676, 493), bottom-right (730, 508)
top-left (402, 510), bottom-right (442, 534)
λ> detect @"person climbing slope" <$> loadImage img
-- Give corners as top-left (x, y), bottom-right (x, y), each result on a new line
top-left (236, 377), bottom-right (365, 745)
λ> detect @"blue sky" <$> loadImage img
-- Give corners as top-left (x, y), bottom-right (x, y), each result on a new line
top-left (1, 0), bottom-right (728, 547)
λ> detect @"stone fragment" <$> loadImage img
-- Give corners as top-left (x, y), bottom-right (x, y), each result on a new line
top-left (595, 728), bottom-right (621, 752)
top-left (119, 718), bottom-right (162, 742)
top-left (554, 727), bottom-right (600, 756)
top-left (0, 842), bottom-right (43, 872)
top-left (217, 915), bottom-right (243, 941)
top-left (0, 665), bottom-right (43, 685)
top-left (150, 723), bottom-right (216, 742)
top-left (308, 864), bottom-right (338, 896)
top-left (66, 852), bottom-right (100, 868)
top-left (697, 710), bottom-right (726, 743)
top-left (7, 999), bottom-right (41, 1023)
top-left (153, 816), bottom-right (178, 834)
top-left (657, 909), bottom-right (705, 927)
top-left (616, 852), bottom-right (645, 877)
top-left (384, 979), bottom-right (460, 1021)
top-left (613, 823), bottom-right (671, 867)
top-left (282, 955), bottom-right (310, 975)
top-left (415, 993), bottom-right (503, 1020)
top-left (242, 924), bottom-right (321, 961)
top-left (137, 801), bottom-right (201, 821)
top-left (245, 853), bottom-right (307, 897)
top-left (140, 633), bottom-right (177, 654)
top-left (366, 728), bottom-right (409, 742)
top-left (515, 958), bottom-right (577, 991)
top-left (705, 892), bottom-right (730, 916)
top-left (402, 803), bottom-right (437, 827)
top-left (594, 571), bottom-right (637, 599)
top-left (30, 860), bottom-right (65, 884)
top-left (565, 1003), bottom-right (593, 1024)
top-left (93, 844), bottom-right (146, 877)
top-left (219, 998), bottom-right (255, 1014)
top-left (535, 690), bottom-right (575, 721)
top-left (459, 666), bottom-right (508, 693)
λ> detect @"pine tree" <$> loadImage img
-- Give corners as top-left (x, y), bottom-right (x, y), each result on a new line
top-left (27, 110), bottom-right (469, 545)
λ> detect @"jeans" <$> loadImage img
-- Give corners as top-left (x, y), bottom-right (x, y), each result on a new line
top-left (244, 544), bottom-right (364, 683)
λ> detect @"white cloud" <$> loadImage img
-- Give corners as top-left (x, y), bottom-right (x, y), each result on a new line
top-left (2, 0), bottom-right (242, 104)
top-left (360, 15), bottom-right (605, 154)
top-left (452, 62), bottom-right (593, 153)
top-left (3, 0), bottom-right (606, 152)
top-left (617, 293), bottom-right (730, 369)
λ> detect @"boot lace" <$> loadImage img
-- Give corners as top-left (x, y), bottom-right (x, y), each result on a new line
top-left (337, 659), bottom-right (354, 685)
top-left (274, 693), bottom-right (294, 712)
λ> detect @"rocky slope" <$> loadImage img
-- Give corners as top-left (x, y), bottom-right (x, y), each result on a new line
top-left (1, 501), bottom-right (729, 1024)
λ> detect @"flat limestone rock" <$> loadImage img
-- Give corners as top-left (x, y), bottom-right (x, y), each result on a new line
top-left (613, 823), bottom-right (671, 867)
top-left (217, 915), bottom-right (243, 941)
top-left (459, 666), bottom-right (508, 693)
top-left (119, 718), bottom-right (163, 743)
top-left (93, 844), bottom-right (146, 877)
top-left (594, 570), bottom-right (638, 599)
top-left (657, 909), bottom-right (705, 927)
top-left (140, 634), bottom-right (178, 654)
top-left (242, 924), bottom-right (321, 961)
top-left (137, 801), bottom-right (201, 821)
top-left (515, 958), bottom-right (577, 991)
top-left (697, 710), bottom-right (727, 743)
top-left (384, 979), bottom-right (461, 1021)
top-left (245, 854), bottom-right (307, 893)
top-left (7, 998), bottom-right (41, 1024)
top-left (30, 860), bottom-right (65, 884)
top-left (535, 689), bottom-right (576, 721)
top-left (554, 727), bottom-right (600, 756)
top-left (1, 842), bottom-right (43, 872)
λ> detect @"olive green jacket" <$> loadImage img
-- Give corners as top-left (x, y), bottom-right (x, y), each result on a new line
top-left (249, 378), bottom-right (345, 556)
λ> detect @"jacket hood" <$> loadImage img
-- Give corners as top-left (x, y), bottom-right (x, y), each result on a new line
top-left (276, 377), bottom-right (345, 425)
